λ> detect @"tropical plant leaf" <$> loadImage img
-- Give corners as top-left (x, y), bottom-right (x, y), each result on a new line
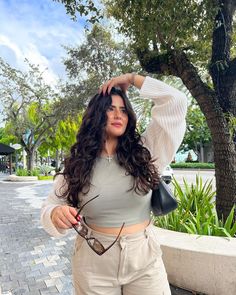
top-left (155, 175), bottom-right (236, 238)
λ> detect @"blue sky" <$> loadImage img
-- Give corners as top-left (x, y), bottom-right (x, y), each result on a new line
top-left (0, 0), bottom-right (86, 83)
top-left (0, 0), bottom-right (89, 126)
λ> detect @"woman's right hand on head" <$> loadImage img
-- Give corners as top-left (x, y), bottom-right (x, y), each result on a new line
top-left (100, 73), bottom-right (133, 95)
top-left (51, 205), bottom-right (79, 230)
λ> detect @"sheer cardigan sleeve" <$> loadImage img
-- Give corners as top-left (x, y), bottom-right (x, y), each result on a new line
top-left (40, 173), bottom-right (69, 237)
top-left (139, 77), bottom-right (187, 174)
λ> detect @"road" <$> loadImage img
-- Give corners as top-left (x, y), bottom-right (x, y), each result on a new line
top-left (172, 169), bottom-right (216, 190)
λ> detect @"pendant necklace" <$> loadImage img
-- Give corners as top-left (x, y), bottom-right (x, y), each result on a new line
top-left (104, 140), bottom-right (115, 162)
top-left (106, 154), bottom-right (113, 162)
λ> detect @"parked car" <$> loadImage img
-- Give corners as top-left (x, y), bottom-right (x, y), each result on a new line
top-left (162, 165), bottom-right (173, 184)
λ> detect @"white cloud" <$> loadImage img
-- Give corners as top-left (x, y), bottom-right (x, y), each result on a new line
top-left (0, 0), bottom-right (87, 125)
top-left (0, 0), bottom-right (85, 83)
top-left (0, 35), bottom-right (23, 61)
top-left (25, 43), bottom-right (59, 84)
top-left (0, 35), bottom-right (59, 85)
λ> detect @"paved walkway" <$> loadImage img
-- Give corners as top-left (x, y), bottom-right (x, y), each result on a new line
top-left (0, 179), bottom-right (195, 295)
top-left (0, 180), bottom-right (74, 295)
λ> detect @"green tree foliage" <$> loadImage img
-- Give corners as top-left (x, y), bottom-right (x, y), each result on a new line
top-left (0, 58), bottom-right (65, 170)
top-left (0, 126), bottom-right (17, 145)
top-left (64, 24), bottom-right (139, 90)
top-left (181, 99), bottom-right (212, 155)
top-left (62, 24), bottom-right (140, 114)
top-left (38, 113), bottom-right (82, 158)
top-left (105, 0), bottom-right (219, 64)
top-left (53, 0), bottom-right (102, 23)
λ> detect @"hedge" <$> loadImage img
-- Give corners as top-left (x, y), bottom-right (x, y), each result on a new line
top-left (170, 162), bottom-right (215, 169)
top-left (38, 175), bottom-right (54, 180)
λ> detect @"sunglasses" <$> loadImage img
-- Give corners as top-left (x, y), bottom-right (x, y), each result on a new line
top-left (72, 195), bottom-right (125, 256)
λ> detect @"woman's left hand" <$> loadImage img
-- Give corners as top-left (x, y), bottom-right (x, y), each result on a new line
top-left (100, 73), bottom-right (133, 95)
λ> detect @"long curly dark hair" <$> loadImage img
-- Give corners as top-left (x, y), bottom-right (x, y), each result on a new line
top-left (56, 88), bottom-right (160, 207)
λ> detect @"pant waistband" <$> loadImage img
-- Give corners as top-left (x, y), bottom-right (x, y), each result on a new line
top-left (81, 218), bottom-right (154, 242)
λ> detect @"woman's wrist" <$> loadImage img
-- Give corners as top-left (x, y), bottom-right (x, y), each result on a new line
top-left (127, 73), bottom-right (136, 86)
top-left (128, 73), bottom-right (145, 89)
top-left (51, 206), bottom-right (60, 225)
top-left (130, 73), bottom-right (136, 85)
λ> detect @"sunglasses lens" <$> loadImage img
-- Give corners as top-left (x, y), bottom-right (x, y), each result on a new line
top-left (88, 238), bottom-right (105, 254)
top-left (73, 195), bottom-right (124, 256)
top-left (74, 223), bottom-right (88, 238)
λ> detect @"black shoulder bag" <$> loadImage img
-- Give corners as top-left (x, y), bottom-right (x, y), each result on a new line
top-left (151, 179), bottom-right (178, 216)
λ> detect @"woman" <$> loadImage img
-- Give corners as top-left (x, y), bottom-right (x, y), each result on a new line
top-left (41, 73), bottom-right (187, 295)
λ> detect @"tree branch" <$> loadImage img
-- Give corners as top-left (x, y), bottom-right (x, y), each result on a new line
top-left (210, 0), bottom-right (235, 84)
top-left (211, 0), bottom-right (233, 63)
top-left (136, 49), bottom-right (175, 75)
top-left (209, 0), bottom-right (236, 113)
top-left (136, 48), bottom-right (229, 140)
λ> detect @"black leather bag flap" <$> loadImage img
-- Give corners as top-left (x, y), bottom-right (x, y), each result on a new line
top-left (151, 180), bottom-right (178, 216)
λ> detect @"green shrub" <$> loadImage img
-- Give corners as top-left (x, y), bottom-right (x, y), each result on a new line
top-left (37, 164), bottom-right (55, 176)
top-left (171, 162), bottom-right (215, 169)
top-left (16, 168), bottom-right (28, 176)
top-left (30, 168), bottom-right (40, 176)
top-left (38, 175), bottom-right (54, 180)
top-left (154, 176), bottom-right (236, 237)
top-left (16, 168), bottom-right (40, 176)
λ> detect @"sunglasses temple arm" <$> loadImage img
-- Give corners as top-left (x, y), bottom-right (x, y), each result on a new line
top-left (102, 222), bottom-right (125, 254)
top-left (75, 194), bottom-right (100, 220)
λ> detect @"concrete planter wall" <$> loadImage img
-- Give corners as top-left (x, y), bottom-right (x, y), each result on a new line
top-left (6, 174), bottom-right (38, 182)
top-left (156, 227), bottom-right (236, 295)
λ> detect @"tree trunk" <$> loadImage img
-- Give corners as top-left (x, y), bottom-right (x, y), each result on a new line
top-left (213, 135), bottom-right (236, 219)
top-left (209, 0), bottom-right (236, 219)
top-left (35, 150), bottom-right (38, 167)
top-left (199, 142), bottom-right (204, 163)
top-left (55, 149), bottom-right (60, 170)
top-left (26, 149), bottom-right (35, 171)
top-left (137, 49), bottom-right (236, 220)
top-left (175, 53), bottom-right (236, 220)
top-left (60, 149), bottom-right (64, 164)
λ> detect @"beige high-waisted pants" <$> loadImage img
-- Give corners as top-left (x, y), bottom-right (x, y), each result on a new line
top-left (72, 222), bottom-right (171, 295)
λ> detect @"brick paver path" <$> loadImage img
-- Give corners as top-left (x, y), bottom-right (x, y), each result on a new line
top-left (0, 181), bottom-right (74, 295)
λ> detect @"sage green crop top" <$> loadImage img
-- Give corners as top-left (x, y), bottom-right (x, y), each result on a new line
top-left (79, 155), bottom-right (152, 227)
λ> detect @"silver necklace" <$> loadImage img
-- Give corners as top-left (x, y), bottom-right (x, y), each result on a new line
top-left (106, 155), bottom-right (113, 162)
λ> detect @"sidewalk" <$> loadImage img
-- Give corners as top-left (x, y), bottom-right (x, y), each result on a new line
top-left (0, 180), bottom-right (196, 295)
top-left (0, 172), bottom-right (9, 181)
